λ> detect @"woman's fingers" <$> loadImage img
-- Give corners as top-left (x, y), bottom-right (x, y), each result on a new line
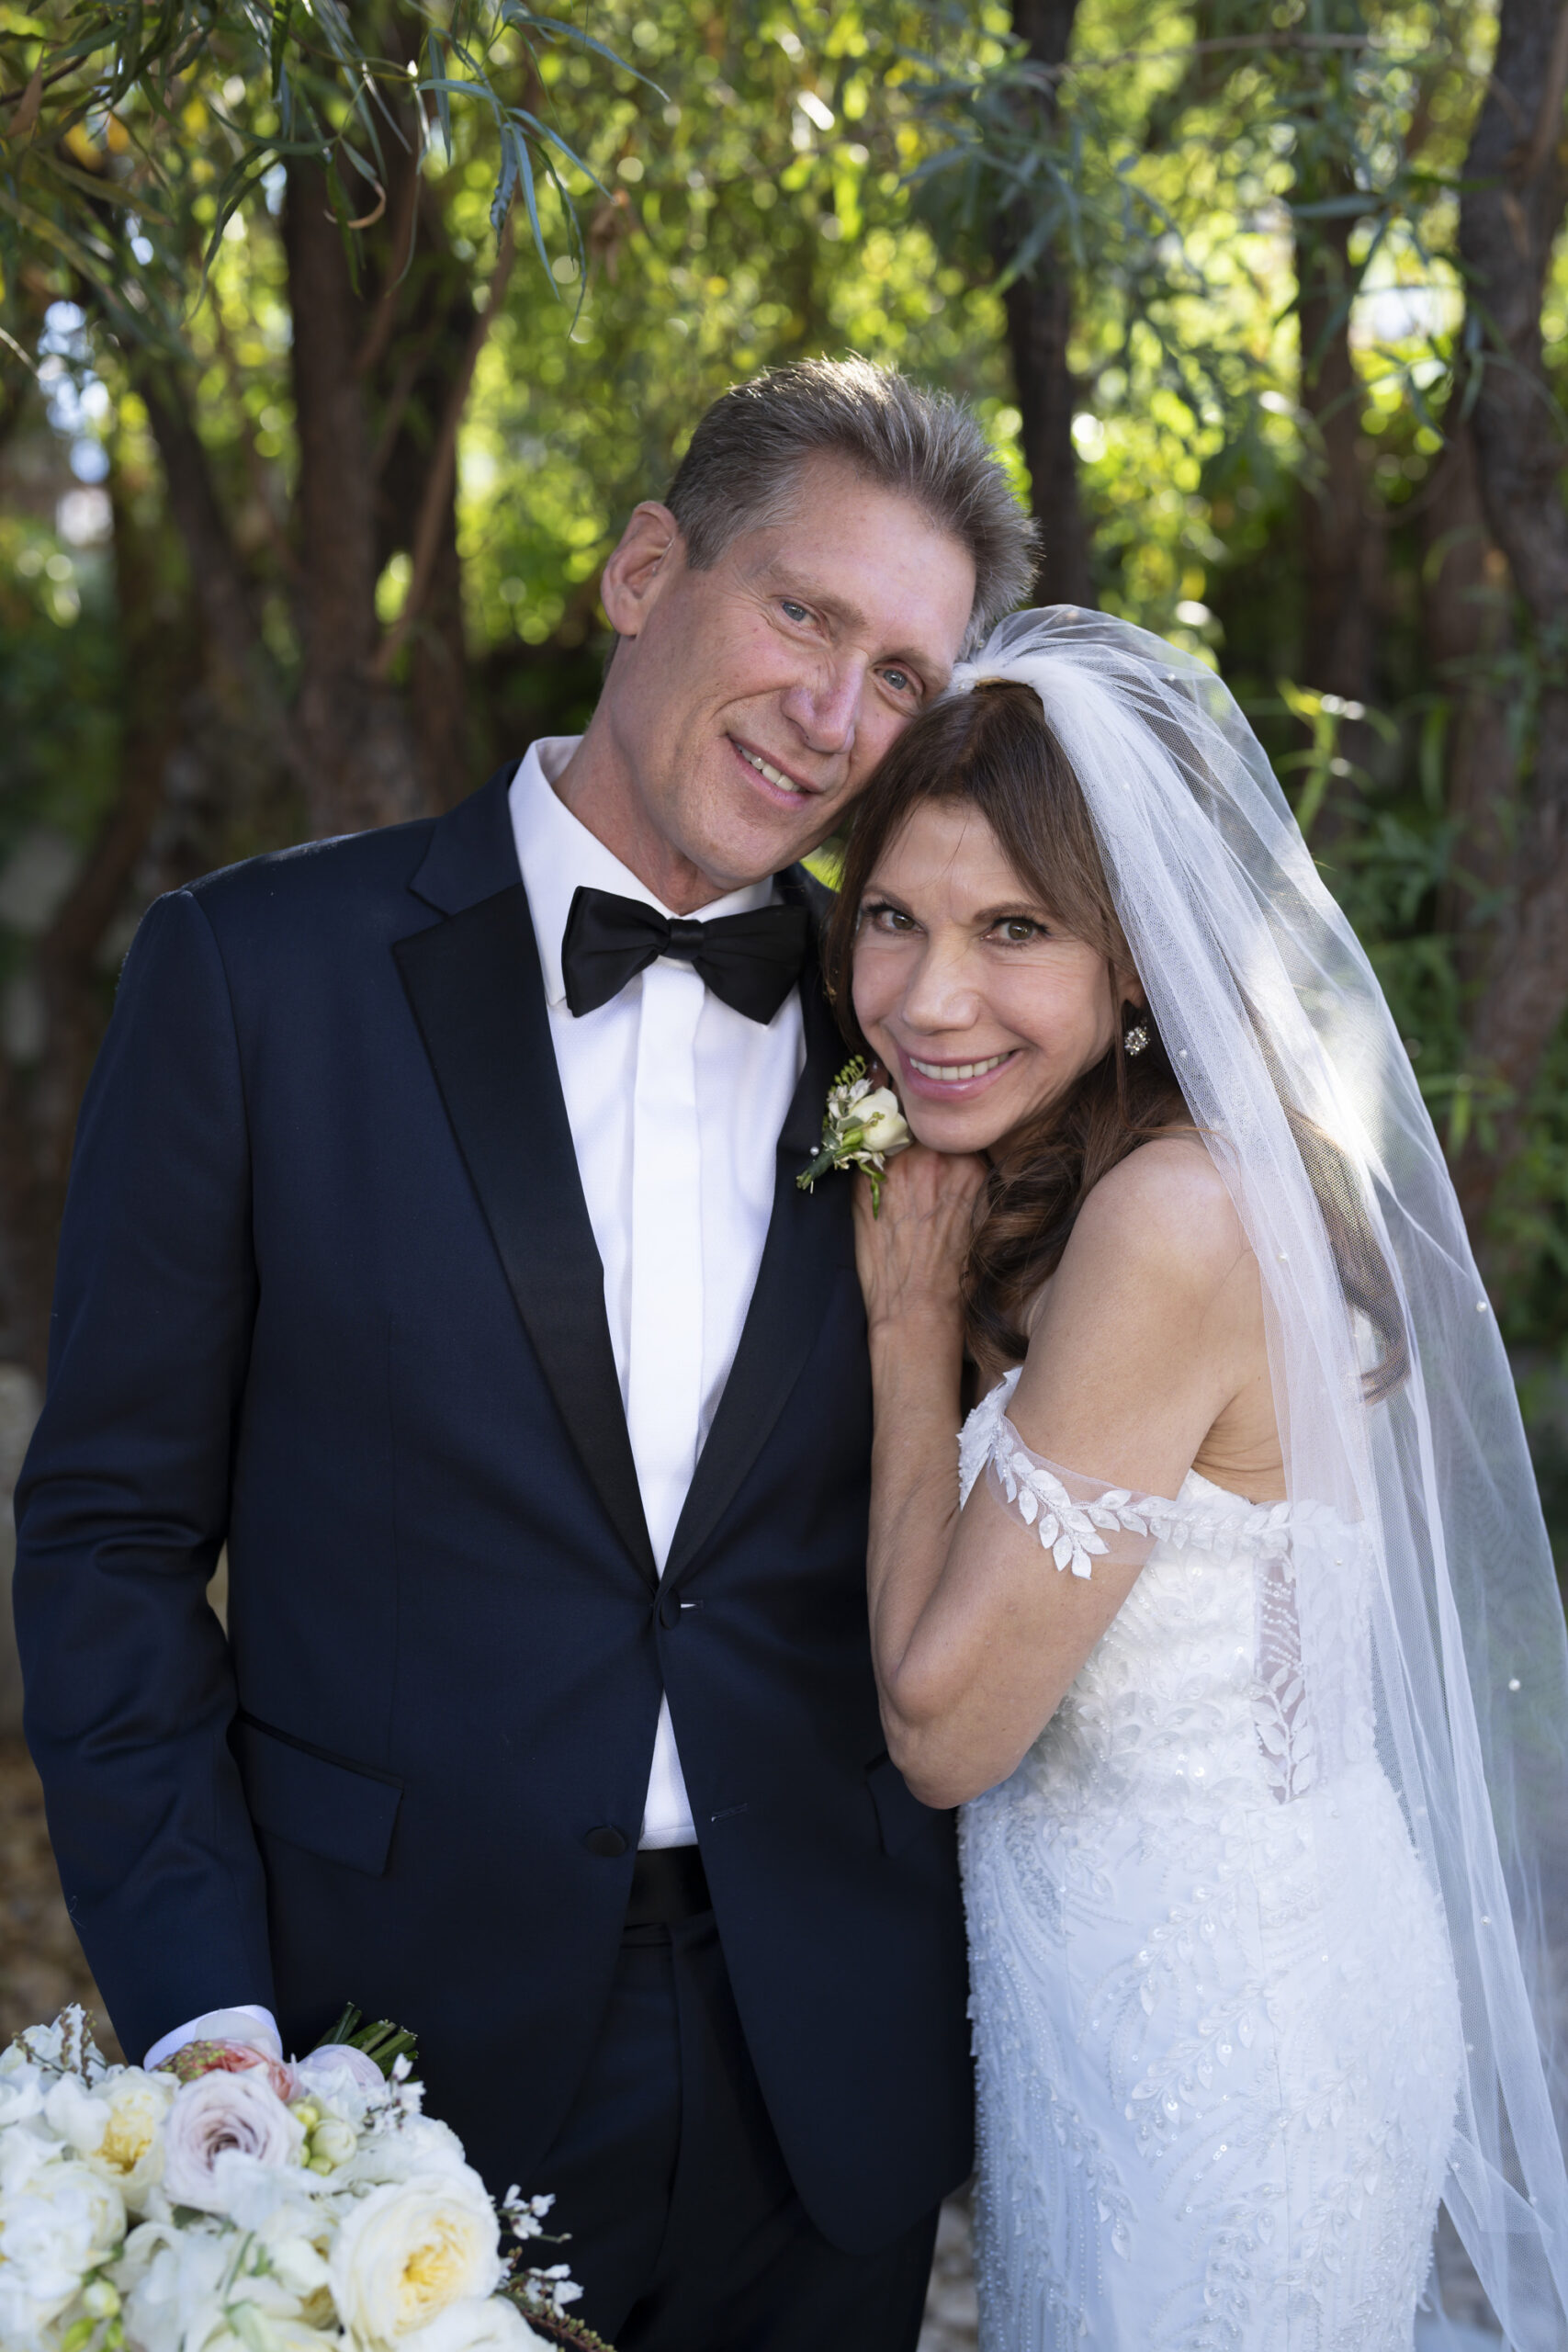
top-left (852, 1146), bottom-right (986, 1329)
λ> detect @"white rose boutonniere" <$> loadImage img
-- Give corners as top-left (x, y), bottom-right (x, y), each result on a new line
top-left (796, 1056), bottom-right (912, 1215)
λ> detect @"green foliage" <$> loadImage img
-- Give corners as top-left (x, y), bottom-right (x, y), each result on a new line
top-left (0, 1), bottom-right (645, 353)
top-left (454, 0), bottom-right (1015, 659)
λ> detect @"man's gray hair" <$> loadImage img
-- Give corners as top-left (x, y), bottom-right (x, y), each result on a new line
top-left (665, 357), bottom-right (1036, 651)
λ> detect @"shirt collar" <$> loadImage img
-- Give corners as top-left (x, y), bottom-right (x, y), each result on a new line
top-left (509, 738), bottom-right (779, 1011)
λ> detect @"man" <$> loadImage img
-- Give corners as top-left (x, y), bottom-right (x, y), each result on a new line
top-left (15, 359), bottom-right (1033, 2350)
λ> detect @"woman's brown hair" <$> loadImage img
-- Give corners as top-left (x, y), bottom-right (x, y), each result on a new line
top-left (823, 680), bottom-right (1408, 1397)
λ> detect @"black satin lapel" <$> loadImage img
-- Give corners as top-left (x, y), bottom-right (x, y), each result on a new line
top-left (394, 886), bottom-right (656, 1589)
top-left (665, 967), bottom-right (852, 1581)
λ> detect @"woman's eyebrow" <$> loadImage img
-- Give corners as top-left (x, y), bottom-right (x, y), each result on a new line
top-left (970, 899), bottom-right (1055, 924)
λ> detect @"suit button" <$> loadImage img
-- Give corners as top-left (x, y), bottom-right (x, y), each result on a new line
top-left (584, 1825), bottom-right (628, 1860)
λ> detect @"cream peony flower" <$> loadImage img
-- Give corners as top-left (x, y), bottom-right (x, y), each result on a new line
top-left (46, 2065), bottom-right (175, 2208)
top-left (163, 2070), bottom-right (306, 2213)
top-left (0, 2154), bottom-right (125, 2324)
top-left (327, 2169), bottom-right (502, 2346)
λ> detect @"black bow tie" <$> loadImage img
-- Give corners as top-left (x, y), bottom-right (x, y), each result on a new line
top-left (560, 885), bottom-right (810, 1024)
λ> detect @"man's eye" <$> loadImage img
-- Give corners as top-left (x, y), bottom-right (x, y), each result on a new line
top-left (880, 666), bottom-right (916, 696)
top-left (780, 599), bottom-right (811, 624)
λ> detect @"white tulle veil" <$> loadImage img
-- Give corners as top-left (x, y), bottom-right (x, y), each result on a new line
top-left (949, 607), bottom-right (1568, 2346)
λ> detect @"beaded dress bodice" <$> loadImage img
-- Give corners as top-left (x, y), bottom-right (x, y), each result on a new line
top-left (957, 1374), bottom-right (1461, 2352)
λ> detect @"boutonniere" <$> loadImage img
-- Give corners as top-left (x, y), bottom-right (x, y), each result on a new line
top-left (796, 1055), bottom-right (913, 1214)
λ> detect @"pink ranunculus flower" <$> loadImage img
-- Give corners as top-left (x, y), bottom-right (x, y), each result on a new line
top-left (162, 2070), bottom-right (306, 2213)
top-left (158, 2038), bottom-right (299, 2105)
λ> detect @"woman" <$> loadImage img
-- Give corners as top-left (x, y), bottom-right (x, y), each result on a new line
top-left (825, 610), bottom-right (1568, 2350)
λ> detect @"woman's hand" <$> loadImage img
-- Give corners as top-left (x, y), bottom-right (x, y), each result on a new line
top-left (853, 1143), bottom-right (987, 1340)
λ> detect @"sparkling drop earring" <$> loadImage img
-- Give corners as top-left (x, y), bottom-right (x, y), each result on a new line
top-left (1122, 1016), bottom-right (1150, 1057)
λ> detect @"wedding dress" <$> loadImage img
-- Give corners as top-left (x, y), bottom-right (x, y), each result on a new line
top-left (958, 1370), bottom-right (1462, 2349)
top-left (931, 611), bottom-right (1568, 2346)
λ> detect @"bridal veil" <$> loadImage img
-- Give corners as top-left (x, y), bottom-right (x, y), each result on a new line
top-left (948, 607), bottom-right (1568, 2347)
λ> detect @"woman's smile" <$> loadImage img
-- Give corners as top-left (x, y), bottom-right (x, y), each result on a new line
top-left (895, 1044), bottom-right (1021, 1101)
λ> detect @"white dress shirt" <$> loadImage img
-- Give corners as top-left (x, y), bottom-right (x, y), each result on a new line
top-left (145, 736), bottom-right (806, 2066)
top-left (512, 736), bottom-right (806, 1844)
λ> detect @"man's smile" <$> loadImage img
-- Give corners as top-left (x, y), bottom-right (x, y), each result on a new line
top-left (728, 734), bottom-right (823, 805)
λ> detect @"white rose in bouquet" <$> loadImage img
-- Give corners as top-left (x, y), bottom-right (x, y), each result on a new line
top-left (0, 2118), bottom-right (59, 2197)
top-left (294, 2043), bottom-right (387, 2099)
top-left (347, 2110), bottom-right (471, 2189)
top-left (121, 2201), bottom-right (338, 2349)
top-left (46, 2064), bottom-right (175, 2207)
top-left (0, 2155), bottom-right (125, 2333)
top-left (328, 2168), bottom-right (502, 2347)
top-left (118, 2211), bottom-right (241, 2347)
top-left (405, 2294), bottom-right (546, 2349)
top-left (163, 2070), bottom-right (306, 2213)
top-left (0, 2066), bottom-right (46, 2134)
top-left (202, 2324), bottom-right (341, 2352)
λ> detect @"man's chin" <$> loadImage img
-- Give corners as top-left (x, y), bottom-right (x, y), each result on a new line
top-left (690, 799), bottom-right (837, 890)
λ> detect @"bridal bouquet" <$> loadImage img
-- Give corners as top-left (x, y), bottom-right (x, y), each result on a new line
top-left (0, 2007), bottom-right (610, 2352)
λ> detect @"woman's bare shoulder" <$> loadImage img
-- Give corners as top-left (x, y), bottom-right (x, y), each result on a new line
top-left (1055, 1137), bottom-right (1249, 1312)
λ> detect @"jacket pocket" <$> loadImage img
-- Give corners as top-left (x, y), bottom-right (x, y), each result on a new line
top-left (865, 1749), bottom-right (936, 1858)
top-left (235, 1714), bottom-right (402, 1878)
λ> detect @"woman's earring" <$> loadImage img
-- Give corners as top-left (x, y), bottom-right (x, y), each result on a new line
top-left (1122, 1017), bottom-right (1150, 1057)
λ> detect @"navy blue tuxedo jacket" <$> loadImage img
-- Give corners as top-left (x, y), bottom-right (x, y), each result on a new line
top-left (13, 769), bottom-right (973, 2252)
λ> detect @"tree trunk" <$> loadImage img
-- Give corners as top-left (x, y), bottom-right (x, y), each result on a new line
top-left (284, 160), bottom-right (429, 837)
top-left (1451, 0), bottom-right (1568, 1235)
top-left (1422, 425), bottom-right (1517, 989)
top-left (1002, 0), bottom-right (1093, 605)
top-left (1296, 198), bottom-right (1378, 707)
top-left (0, 457), bottom-right (204, 1376)
top-left (372, 164), bottom-right (483, 812)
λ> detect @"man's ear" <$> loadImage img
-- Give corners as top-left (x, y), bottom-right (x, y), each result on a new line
top-left (600, 502), bottom-right (683, 638)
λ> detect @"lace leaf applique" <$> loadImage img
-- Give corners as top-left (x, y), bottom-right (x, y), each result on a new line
top-left (964, 1369), bottom-right (1296, 1581)
top-left (989, 1436), bottom-right (1149, 1579)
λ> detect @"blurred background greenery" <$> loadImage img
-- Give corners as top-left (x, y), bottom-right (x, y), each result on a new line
top-left (3, 0), bottom-right (1568, 1598)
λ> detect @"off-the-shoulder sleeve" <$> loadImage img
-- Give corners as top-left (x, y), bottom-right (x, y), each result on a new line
top-left (958, 1369), bottom-right (1292, 1579)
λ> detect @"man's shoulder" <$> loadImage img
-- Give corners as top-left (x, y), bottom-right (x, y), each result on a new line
top-left (175, 764), bottom-right (519, 944)
top-left (181, 810), bottom-right (439, 927)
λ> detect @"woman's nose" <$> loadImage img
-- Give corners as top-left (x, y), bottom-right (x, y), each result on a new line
top-left (900, 940), bottom-right (980, 1035)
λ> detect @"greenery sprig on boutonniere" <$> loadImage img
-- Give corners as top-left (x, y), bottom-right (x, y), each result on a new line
top-left (797, 1056), bottom-right (913, 1215)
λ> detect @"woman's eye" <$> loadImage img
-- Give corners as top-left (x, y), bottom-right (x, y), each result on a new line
top-left (994, 917), bottom-right (1046, 944)
top-left (862, 900), bottom-right (916, 933)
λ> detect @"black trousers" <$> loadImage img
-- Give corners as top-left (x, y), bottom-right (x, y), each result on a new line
top-left (533, 1906), bottom-right (939, 2352)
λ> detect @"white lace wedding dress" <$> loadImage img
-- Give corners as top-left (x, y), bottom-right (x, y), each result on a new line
top-left (958, 1370), bottom-right (1463, 2352)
